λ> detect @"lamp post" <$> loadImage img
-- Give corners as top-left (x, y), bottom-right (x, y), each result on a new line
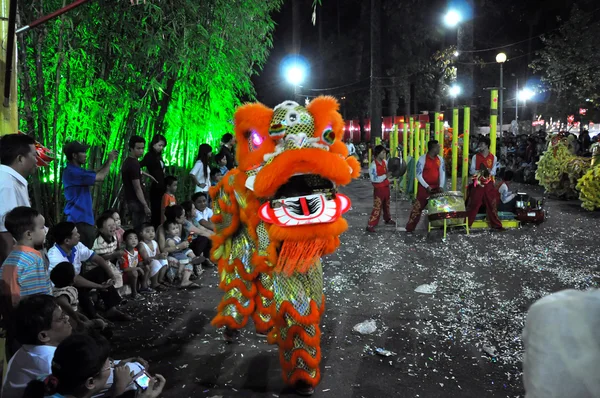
top-left (285, 65), bottom-right (305, 100)
top-left (496, 52), bottom-right (507, 137)
top-left (444, 9), bottom-right (462, 27)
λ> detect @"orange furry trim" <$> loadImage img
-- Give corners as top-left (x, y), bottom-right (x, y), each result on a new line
top-left (347, 155), bottom-right (361, 178)
top-left (233, 103), bottom-right (276, 172)
top-left (215, 296), bottom-right (255, 317)
top-left (306, 96), bottom-right (346, 156)
top-left (255, 280), bottom-right (274, 300)
top-left (278, 325), bottom-right (321, 350)
top-left (252, 291), bottom-right (275, 333)
top-left (211, 314), bottom-right (248, 330)
top-left (251, 253), bottom-right (272, 275)
top-left (253, 148), bottom-right (355, 198)
top-left (286, 368), bottom-right (321, 388)
top-left (276, 239), bottom-right (328, 276)
top-left (275, 300), bottom-right (323, 329)
top-left (218, 277), bottom-right (257, 298)
top-left (268, 219), bottom-right (348, 242)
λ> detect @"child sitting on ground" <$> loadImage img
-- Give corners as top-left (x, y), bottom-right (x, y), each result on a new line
top-left (119, 230), bottom-right (152, 300)
top-left (496, 170), bottom-right (518, 212)
top-left (137, 222), bottom-right (169, 290)
top-left (49, 261), bottom-right (112, 338)
top-left (103, 208), bottom-right (125, 247)
top-left (163, 220), bottom-right (199, 289)
top-left (161, 176), bottom-right (178, 224)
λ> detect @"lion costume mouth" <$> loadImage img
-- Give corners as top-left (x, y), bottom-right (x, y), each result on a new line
top-left (258, 173), bottom-right (351, 227)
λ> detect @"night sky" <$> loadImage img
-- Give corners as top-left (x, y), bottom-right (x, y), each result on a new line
top-left (253, 0), bottom-right (589, 119)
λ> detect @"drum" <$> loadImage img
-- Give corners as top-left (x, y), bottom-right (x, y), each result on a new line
top-left (427, 191), bottom-right (467, 227)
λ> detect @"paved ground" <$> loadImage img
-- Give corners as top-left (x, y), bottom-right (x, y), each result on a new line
top-left (111, 177), bottom-right (600, 398)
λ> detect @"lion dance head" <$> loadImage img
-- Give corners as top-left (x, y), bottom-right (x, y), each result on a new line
top-left (232, 96), bottom-right (361, 275)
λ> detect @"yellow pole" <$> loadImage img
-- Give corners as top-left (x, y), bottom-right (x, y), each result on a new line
top-left (452, 108), bottom-right (459, 191)
top-left (403, 122), bottom-right (408, 191)
top-left (413, 120), bottom-right (420, 198)
top-left (0, 0), bottom-right (18, 136)
top-left (434, 112), bottom-right (440, 142)
top-left (490, 89), bottom-right (498, 156)
top-left (394, 125), bottom-right (399, 156)
top-left (408, 117), bottom-right (414, 160)
top-left (368, 147), bottom-right (372, 167)
top-left (439, 113), bottom-right (444, 156)
top-left (390, 125), bottom-right (397, 158)
top-left (375, 136), bottom-right (381, 145)
top-left (462, 107), bottom-right (471, 196)
top-left (420, 126), bottom-right (426, 157)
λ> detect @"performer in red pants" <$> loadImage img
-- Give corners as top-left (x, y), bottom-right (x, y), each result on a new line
top-left (466, 136), bottom-right (503, 229)
top-left (366, 145), bottom-right (394, 232)
top-left (404, 140), bottom-right (446, 232)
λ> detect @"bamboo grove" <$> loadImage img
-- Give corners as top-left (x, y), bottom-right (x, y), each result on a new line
top-left (16, 0), bottom-right (283, 223)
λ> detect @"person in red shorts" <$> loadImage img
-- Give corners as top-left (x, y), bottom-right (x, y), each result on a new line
top-left (366, 145), bottom-right (395, 233)
top-left (466, 136), bottom-right (503, 230)
top-left (403, 140), bottom-right (446, 232)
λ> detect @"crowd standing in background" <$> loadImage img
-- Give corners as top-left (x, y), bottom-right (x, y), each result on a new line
top-left (0, 131), bottom-right (236, 397)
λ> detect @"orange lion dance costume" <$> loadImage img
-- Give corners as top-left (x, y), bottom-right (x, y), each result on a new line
top-left (210, 96), bottom-right (360, 394)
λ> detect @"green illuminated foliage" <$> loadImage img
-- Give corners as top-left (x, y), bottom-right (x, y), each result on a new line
top-left (17, 0), bottom-right (283, 222)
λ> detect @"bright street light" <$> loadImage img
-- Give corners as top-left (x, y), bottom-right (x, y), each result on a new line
top-left (449, 85), bottom-right (461, 97)
top-left (518, 88), bottom-right (534, 102)
top-left (285, 65), bottom-right (306, 86)
top-left (453, 51), bottom-right (459, 57)
top-left (496, 52), bottom-right (507, 64)
top-left (444, 10), bottom-right (462, 27)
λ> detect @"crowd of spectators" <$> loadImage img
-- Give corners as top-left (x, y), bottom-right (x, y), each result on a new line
top-left (0, 131), bottom-right (236, 397)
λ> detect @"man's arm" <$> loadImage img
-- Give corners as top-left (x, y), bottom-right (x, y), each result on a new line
top-left (73, 274), bottom-right (106, 289)
top-left (131, 179), bottom-right (151, 213)
top-left (95, 151), bottom-right (118, 182)
top-left (439, 156), bottom-right (446, 189)
top-left (490, 155), bottom-right (498, 176)
top-left (470, 155), bottom-right (477, 175)
top-left (415, 156), bottom-right (429, 189)
top-left (90, 253), bottom-right (113, 276)
top-left (199, 219), bottom-right (214, 231)
top-left (369, 162), bottom-right (386, 183)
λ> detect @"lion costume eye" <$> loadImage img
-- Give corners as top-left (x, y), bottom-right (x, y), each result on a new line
top-left (247, 130), bottom-right (264, 151)
top-left (321, 127), bottom-right (336, 145)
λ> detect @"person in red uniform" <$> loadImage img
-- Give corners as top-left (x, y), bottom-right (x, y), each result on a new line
top-left (403, 140), bottom-right (446, 232)
top-left (366, 145), bottom-right (395, 232)
top-left (466, 136), bottom-right (503, 229)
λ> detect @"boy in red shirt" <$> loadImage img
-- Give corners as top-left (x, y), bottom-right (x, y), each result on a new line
top-left (161, 176), bottom-right (178, 224)
top-left (366, 145), bottom-right (395, 232)
top-left (404, 140), bottom-right (446, 232)
top-left (466, 136), bottom-right (503, 229)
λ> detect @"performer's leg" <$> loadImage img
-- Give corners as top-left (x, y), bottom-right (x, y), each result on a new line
top-left (466, 186), bottom-right (484, 227)
top-left (252, 272), bottom-right (274, 335)
top-left (482, 184), bottom-right (503, 229)
top-left (405, 186), bottom-right (429, 232)
top-left (382, 186), bottom-right (393, 222)
top-left (367, 189), bottom-right (383, 228)
top-left (269, 261), bottom-right (324, 390)
top-left (211, 259), bottom-right (257, 332)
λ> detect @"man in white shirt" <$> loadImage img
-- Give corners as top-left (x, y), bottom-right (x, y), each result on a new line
top-left (2, 295), bottom-right (72, 398)
top-left (345, 139), bottom-right (356, 157)
top-left (47, 222), bottom-right (131, 321)
top-left (0, 134), bottom-right (38, 263)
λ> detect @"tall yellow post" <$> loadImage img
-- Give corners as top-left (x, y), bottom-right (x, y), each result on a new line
top-left (490, 89), bottom-right (498, 156)
top-left (375, 136), bottom-right (381, 145)
top-left (0, 0), bottom-right (18, 136)
top-left (408, 117), bottom-right (414, 160)
top-left (420, 125), bottom-right (426, 156)
top-left (403, 122), bottom-right (408, 191)
top-left (390, 125), bottom-right (397, 158)
top-left (452, 108), bottom-right (459, 191)
top-left (439, 113), bottom-right (444, 157)
top-left (434, 113), bottom-right (440, 142)
top-left (413, 120), bottom-right (420, 198)
top-left (462, 107), bottom-right (471, 196)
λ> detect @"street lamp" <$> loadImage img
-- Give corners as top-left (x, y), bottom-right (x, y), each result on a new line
top-left (281, 55), bottom-right (309, 99)
top-left (444, 10), bottom-right (462, 27)
top-left (496, 52), bottom-right (507, 135)
top-left (449, 84), bottom-right (461, 107)
top-left (516, 88), bottom-right (534, 131)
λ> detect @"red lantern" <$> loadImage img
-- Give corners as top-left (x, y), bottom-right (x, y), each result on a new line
top-left (579, 108), bottom-right (587, 116)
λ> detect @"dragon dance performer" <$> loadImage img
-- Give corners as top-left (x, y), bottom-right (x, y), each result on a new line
top-left (209, 97), bottom-right (360, 395)
top-left (404, 140), bottom-right (445, 232)
top-left (466, 136), bottom-right (503, 229)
